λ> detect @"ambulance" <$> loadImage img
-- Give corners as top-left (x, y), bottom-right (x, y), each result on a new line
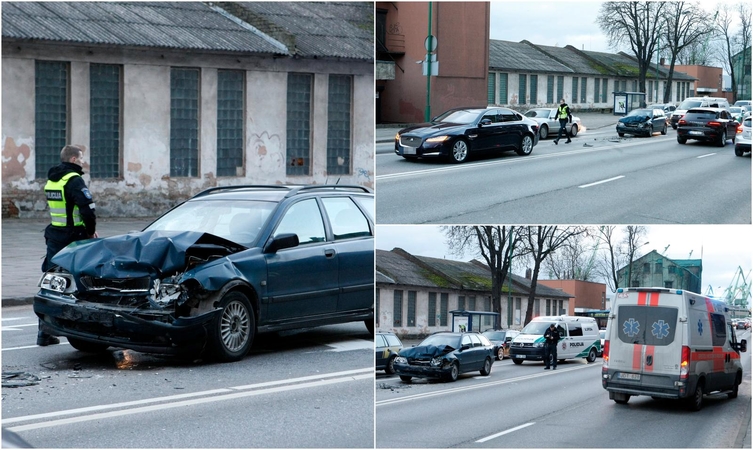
top-left (602, 288), bottom-right (747, 411)
top-left (509, 315), bottom-right (601, 365)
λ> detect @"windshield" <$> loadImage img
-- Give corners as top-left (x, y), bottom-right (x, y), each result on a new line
top-left (729, 107), bottom-right (743, 113)
top-left (419, 334), bottom-right (461, 348)
top-left (524, 109), bottom-right (551, 118)
top-left (626, 109), bottom-right (651, 117)
top-left (146, 199), bottom-right (276, 247)
top-left (482, 331), bottom-right (506, 340)
top-left (520, 321), bottom-right (554, 335)
top-left (678, 100), bottom-right (702, 110)
top-left (433, 109), bottom-right (481, 124)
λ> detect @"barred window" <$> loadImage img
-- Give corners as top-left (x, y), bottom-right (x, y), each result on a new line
top-left (572, 77), bottom-right (578, 104)
top-left (518, 74), bottom-right (527, 104)
top-left (581, 78), bottom-right (587, 103)
top-left (487, 73), bottom-right (496, 104)
top-left (557, 76), bottom-right (564, 102)
top-left (286, 73), bottom-right (312, 175)
top-left (90, 64), bottom-right (121, 179)
top-left (530, 74), bottom-right (538, 104)
top-left (217, 70), bottom-right (244, 177)
top-left (376, 288), bottom-right (380, 327)
top-left (440, 293), bottom-right (448, 326)
top-left (484, 297), bottom-right (492, 327)
top-left (602, 79), bottom-right (608, 102)
top-left (458, 295), bottom-right (465, 310)
top-left (35, 61), bottom-right (68, 173)
top-left (407, 291), bottom-right (416, 326)
top-left (547, 75), bottom-right (554, 104)
top-left (595, 78), bottom-right (601, 103)
top-left (327, 75), bottom-right (352, 175)
top-left (468, 295), bottom-right (476, 311)
top-left (428, 292), bottom-right (437, 327)
top-left (170, 68), bottom-right (199, 177)
top-left (393, 290), bottom-right (403, 327)
top-left (498, 73), bottom-right (508, 105)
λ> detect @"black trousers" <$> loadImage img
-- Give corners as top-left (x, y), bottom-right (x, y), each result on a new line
top-left (556, 118), bottom-right (571, 141)
top-left (544, 343), bottom-right (558, 368)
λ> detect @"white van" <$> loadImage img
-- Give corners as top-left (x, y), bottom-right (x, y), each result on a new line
top-left (670, 97), bottom-right (731, 129)
top-left (509, 315), bottom-right (601, 365)
top-left (602, 288), bottom-right (747, 411)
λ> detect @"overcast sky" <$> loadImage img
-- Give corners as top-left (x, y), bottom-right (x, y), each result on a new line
top-left (376, 225), bottom-right (752, 299)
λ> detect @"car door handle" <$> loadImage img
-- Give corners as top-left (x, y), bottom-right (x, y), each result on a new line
top-left (324, 249), bottom-right (336, 258)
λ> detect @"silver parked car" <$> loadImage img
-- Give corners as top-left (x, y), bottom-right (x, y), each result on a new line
top-left (524, 108), bottom-right (581, 140)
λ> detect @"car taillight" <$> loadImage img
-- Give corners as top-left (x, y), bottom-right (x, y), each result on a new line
top-left (603, 340), bottom-right (610, 363)
top-left (678, 119), bottom-right (687, 125)
top-left (680, 345), bottom-right (690, 379)
top-left (737, 123), bottom-right (744, 133)
top-left (707, 121), bottom-right (722, 128)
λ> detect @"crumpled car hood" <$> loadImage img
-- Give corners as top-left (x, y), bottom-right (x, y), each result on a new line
top-left (399, 344), bottom-right (455, 359)
top-left (50, 230), bottom-right (246, 279)
top-left (619, 115), bottom-right (650, 124)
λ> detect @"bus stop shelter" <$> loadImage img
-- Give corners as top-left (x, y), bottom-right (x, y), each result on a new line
top-left (613, 91), bottom-right (647, 115)
top-left (449, 310), bottom-right (500, 332)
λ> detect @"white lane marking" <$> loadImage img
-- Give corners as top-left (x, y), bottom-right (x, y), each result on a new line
top-left (376, 364), bottom-right (595, 407)
top-left (578, 175), bottom-right (625, 188)
top-left (5, 368), bottom-right (373, 432)
top-left (1, 318), bottom-right (25, 322)
top-left (2, 323), bottom-right (42, 332)
top-left (697, 153), bottom-right (716, 158)
top-left (476, 422), bottom-right (536, 443)
top-left (3, 342), bottom-right (71, 351)
top-left (323, 338), bottom-right (374, 352)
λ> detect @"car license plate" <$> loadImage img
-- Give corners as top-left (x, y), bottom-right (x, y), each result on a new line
top-left (689, 131), bottom-right (703, 136)
top-left (403, 146), bottom-right (416, 155)
top-left (618, 373), bottom-right (640, 381)
top-left (515, 354), bottom-right (525, 359)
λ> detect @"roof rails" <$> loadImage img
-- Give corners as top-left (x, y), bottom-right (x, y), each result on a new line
top-left (191, 184), bottom-right (372, 199)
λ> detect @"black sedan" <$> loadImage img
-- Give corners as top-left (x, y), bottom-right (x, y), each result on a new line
top-left (394, 107), bottom-right (539, 163)
top-left (34, 185), bottom-right (375, 362)
top-left (393, 332), bottom-right (494, 382)
top-left (482, 329), bottom-right (519, 360)
top-left (616, 108), bottom-right (668, 137)
top-left (677, 107), bottom-right (739, 147)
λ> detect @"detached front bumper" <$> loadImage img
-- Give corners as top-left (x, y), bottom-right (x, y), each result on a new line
top-left (34, 290), bottom-right (220, 355)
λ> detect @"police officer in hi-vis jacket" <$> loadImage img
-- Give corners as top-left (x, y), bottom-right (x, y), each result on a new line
top-left (554, 98), bottom-right (573, 145)
top-left (38, 145), bottom-right (98, 346)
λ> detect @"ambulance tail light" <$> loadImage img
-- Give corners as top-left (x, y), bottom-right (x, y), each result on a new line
top-left (603, 340), bottom-right (610, 363)
top-left (680, 345), bottom-right (690, 379)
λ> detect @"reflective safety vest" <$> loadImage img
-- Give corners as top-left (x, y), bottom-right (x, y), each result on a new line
top-left (45, 172), bottom-right (83, 227)
top-left (557, 105), bottom-right (569, 119)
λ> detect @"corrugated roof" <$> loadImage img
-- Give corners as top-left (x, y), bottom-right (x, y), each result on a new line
top-left (489, 39), bottom-right (573, 73)
top-left (376, 249), bottom-right (458, 289)
top-left (1, 2), bottom-right (289, 54)
top-left (528, 42), bottom-right (608, 76)
top-left (231, 2), bottom-right (373, 60)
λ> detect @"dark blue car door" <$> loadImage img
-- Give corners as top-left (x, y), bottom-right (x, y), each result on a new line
top-left (264, 198), bottom-right (338, 321)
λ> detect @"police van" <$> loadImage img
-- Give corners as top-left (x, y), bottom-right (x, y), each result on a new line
top-left (602, 288), bottom-right (747, 411)
top-left (510, 315), bottom-right (601, 365)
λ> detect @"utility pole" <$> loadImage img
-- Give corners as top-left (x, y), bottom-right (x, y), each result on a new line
top-left (425, 2), bottom-right (433, 122)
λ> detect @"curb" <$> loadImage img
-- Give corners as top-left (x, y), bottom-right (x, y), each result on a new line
top-left (2, 297), bottom-right (35, 307)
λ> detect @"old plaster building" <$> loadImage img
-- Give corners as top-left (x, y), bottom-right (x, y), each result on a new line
top-left (376, 248), bottom-right (573, 337)
top-left (617, 250), bottom-right (703, 293)
top-left (2, 2), bottom-right (374, 218)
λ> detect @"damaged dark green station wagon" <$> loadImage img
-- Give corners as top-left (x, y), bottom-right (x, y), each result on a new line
top-left (34, 185), bottom-right (375, 362)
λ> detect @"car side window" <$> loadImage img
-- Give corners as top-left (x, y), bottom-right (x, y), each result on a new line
top-left (385, 335), bottom-right (402, 346)
top-left (469, 334), bottom-right (482, 347)
top-left (376, 334), bottom-right (386, 347)
top-left (274, 199), bottom-right (325, 245)
top-left (482, 111), bottom-right (498, 124)
top-left (322, 197), bottom-right (371, 240)
top-left (461, 335), bottom-right (472, 348)
top-left (557, 325), bottom-right (566, 339)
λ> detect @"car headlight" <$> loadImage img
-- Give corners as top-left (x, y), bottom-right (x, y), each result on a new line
top-left (534, 342), bottom-right (544, 348)
top-left (39, 272), bottom-right (76, 294)
top-left (395, 133), bottom-right (400, 141)
top-left (430, 357), bottom-right (443, 367)
top-left (394, 356), bottom-right (407, 364)
top-left (425, 135), bottom-right (449, 143)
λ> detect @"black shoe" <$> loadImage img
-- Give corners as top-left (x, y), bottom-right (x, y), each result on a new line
top-left (566, 140), bottom-right (572, 143)
top-left (545, 367), bottom-right (550, 370)
top-left (553, 367), bottom-right (557, 370)
top-left (553, 139), bottom-right (559, 145)
top-left (37, 334), bottom-right (60, 346)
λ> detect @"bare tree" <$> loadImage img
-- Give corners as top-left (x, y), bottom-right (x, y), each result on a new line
top-left (521, 226), bottom-right (587, 325)
top-left (713, 3), bottom-right (750, 103)
top-left (443, 226), bottom-right (522, 329)
top-left (598, 2), bottom-right (666, 93)
top-left (661, 2), bottom-right (718, 103)
top-left (544, 232), bottom-right (600, 281)
top-left (595, 226), bottom-right (624, 293)
top-left (622, 226), bottom-right (649, 288)
top-left (677, 40), bottom-right (714, 65)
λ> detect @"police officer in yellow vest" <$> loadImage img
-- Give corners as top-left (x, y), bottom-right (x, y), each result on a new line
top-left (554, 98), bottom-right (573, 145)
top-left (38, 145), bottom-right (97, 346)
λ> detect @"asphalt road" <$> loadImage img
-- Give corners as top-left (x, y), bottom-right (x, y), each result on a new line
top-left (2, 306), bottom-right (374, 448)
top-left (375, 128), bottom-right (751, 224)
top-left (375, 329), bottom-right (752, 448)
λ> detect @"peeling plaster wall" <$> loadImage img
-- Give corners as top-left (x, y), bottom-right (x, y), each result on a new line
top-left (2, 42), bottom-right (374, 218)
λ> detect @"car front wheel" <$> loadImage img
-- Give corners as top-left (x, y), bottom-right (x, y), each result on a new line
top-left (208, 291), bottom-right (255, 362)
top-left (661, 124), bottom-right (667, 135)
top-left (677, 136), bottom-right (687, 144)
top-left (450, 139), bottom-right (469, 163)
top-left (587, 347), bottom-right (597, 363)
top-left (446, 362), bottom-right (460, 382)
top-left (385, 355), bottom-right (397, 375)
top-left (480, 357), bottom-right (492, 376)
top-left (496, 347), bottom-right (504, 361)
top-left (516, 135), bottom-right (534, 156)
top-left (687, 381), bottom-right (704, 411)
top-left (539, 124), bottom-right (548, 139)
top-left (570, 124), bottom-right (578, 137)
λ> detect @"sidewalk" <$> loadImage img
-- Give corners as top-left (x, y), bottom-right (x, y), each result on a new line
top-left (1, 217), bottom-right (156, 306)
top-left (376, 111), bottom-right (619, 144)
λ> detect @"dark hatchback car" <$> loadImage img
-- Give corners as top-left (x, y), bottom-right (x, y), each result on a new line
top-left (482, 329), bottom-right (520, 360)
top-left (376, 331), bottom-right (404, 374)
top-left (677, 107), bottom-right (739, 147)
top-left (394, 107), bottom-right (539, 163)
top-left (34, 185), bottom-right (375, 362)
top-left (616, 108), bottom-right (668, 137)
top-left (393, 331), bottom-right (494, 382)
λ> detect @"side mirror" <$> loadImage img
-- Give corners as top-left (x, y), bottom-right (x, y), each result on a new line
top-left (479, 118), bottom-right (492, 127)
top-left (263, 233), bottom-right (299, 253)
top-left (740, 339), bottom-right (747, 353)
top-left (460, 344), bottom-right (471, 351)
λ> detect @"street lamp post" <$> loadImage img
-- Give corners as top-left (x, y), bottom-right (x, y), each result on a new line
top-left (425, 2), bottom-right (433, 122)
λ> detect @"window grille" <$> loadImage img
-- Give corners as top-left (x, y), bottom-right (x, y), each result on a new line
top-left (286, 73), bottom-right (312, 175)
top-left (90, 64), bottom-right (121, 179)
top-left (170, 68), bottom-right (199, 177)
top-left (217, 70), bottom-right (244, 177)
top-left (327, 75), bottom-right (352, 175)
top-left (393, 290), bottom-right (403, 327)
top-left (35, 61), bottom-right (68, 172)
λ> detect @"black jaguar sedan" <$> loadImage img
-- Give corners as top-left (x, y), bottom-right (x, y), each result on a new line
top-left (394, 107), bottom-right (539, 163)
